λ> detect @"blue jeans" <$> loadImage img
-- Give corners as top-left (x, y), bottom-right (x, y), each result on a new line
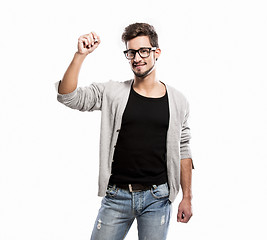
top-left (90, 182), bottom-right (172, 240)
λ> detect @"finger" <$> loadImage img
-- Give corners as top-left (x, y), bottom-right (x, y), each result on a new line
top-left (78, 36), bottom-right (86, 45)
top-left (80, 37), bottom-right (89, 49)
top-left (181, 213), bottom-right (188, 223)
top-left (91, 31), bottom-right (100, 43)
top-left (89, 35), bottom-right (100, 51)
top-left (78, 37), bottom-right (87, 50)
top-left (87, 33), bottom-right (96, 48)
top-left (85, 38), bottom-right (90, 48)
top-left (177, 209), bottom-right (183, 222)
top-left (181, 212), bottom-right (192, 223)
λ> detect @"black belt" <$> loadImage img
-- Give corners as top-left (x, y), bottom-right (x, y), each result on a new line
top-left (111, 183), bottom-right (153, 192)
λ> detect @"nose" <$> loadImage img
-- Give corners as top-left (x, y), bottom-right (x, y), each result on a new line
top-left (133, 52), bottom-right (142, 62)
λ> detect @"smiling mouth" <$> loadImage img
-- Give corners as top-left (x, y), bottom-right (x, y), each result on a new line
top-left (133, 63), bottom-right (146, 68)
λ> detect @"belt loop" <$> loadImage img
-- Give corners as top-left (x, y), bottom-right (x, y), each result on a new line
top-left (128, 184), bottom-right (133, 192)
top-left (152, 184), bottom-right (157, 190)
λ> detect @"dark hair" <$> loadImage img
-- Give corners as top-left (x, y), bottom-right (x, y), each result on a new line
top-left (122, 23), bottom-right (159, 48)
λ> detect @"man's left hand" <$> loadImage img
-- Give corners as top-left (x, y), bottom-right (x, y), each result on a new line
top-left (177, 198), bottom-right (193, 223)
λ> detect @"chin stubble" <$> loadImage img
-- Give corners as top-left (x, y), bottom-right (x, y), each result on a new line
top-left (132, 63), bottom-right (156, 78)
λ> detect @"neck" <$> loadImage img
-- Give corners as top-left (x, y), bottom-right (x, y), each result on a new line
top-left (133, 69), bottom-right (160, 90)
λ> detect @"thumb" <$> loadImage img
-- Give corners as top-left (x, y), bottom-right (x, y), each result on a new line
top-left (177, 208), bottom-right (183, 222)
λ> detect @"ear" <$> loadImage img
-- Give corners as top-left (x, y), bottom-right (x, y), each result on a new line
top-left (155, 48), bottom-right (161, 60)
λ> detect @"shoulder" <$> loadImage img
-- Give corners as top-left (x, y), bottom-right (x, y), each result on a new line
top-left (91, 79), bottom-right (132, 102)
top-left (90, 79), bottom-right (132, 92)
top-left (166, 83), bottom-right (189, 106)
top-left (107, 79), bottom-right (132, 87)
top-left (103, 79), bottom-right (133, 93)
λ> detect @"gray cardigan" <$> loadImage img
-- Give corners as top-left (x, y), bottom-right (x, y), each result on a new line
top-left (55, 79), bottom-right (193, 203)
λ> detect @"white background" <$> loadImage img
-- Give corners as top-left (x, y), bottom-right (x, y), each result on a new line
top-left (1, 0), bottom-right (267, 239)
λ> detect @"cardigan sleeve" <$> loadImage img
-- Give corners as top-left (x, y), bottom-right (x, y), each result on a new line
top-left (55, 80), bottom-right (107, 112)
top-left (180, 100), bottom-right (194, 169)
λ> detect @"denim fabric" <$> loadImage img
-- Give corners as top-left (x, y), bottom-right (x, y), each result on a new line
top-left (91, 183), bottom-right (171, 240)
top-left (90, 183), bottom-right (172, 240)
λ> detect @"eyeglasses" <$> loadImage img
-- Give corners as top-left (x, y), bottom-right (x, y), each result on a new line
top-left (123, 47), bottom-right (157, 60)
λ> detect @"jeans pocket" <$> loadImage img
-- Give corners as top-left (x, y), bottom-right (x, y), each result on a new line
top-left (150, 183), bottom-right (169, 199)
top-left (106, 184), bottom-right (119, 198)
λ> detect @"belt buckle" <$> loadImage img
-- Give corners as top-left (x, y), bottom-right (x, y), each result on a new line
top-left (128, 184), bottom-right (142, 193)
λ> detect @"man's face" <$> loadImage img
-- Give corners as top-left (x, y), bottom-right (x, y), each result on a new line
top-left (126, 36), bottom-right (160, 78)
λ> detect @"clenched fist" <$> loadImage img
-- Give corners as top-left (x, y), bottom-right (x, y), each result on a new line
top-left (77, 32), bottom-right (100, 55)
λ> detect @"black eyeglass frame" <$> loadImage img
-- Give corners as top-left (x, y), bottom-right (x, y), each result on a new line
top-left (123, 47), bottom-right (157, 60)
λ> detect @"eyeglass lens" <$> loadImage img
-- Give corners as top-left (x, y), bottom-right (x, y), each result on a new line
top-left (126, 48), bottom-right (151, 59)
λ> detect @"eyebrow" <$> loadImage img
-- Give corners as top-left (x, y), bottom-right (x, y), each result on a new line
top-left (127, 47), bottom-right (153, 50)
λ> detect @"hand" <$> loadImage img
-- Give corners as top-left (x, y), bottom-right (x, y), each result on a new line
top-left (77, 32), bottom-right (100, 55)
top-left (177, 198), bottom-right (193, 223)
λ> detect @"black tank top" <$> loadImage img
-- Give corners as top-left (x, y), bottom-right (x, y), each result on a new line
top-left (109, 81), bottom-right (170, 185)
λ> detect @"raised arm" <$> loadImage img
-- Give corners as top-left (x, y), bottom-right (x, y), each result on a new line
top-left (58, 32), bottom-right (101, 94)
top-left (56, 32), bottom-right (107, 112)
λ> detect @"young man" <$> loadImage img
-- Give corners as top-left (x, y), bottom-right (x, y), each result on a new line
top-left (55, 23), bottom-right (194, 240)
